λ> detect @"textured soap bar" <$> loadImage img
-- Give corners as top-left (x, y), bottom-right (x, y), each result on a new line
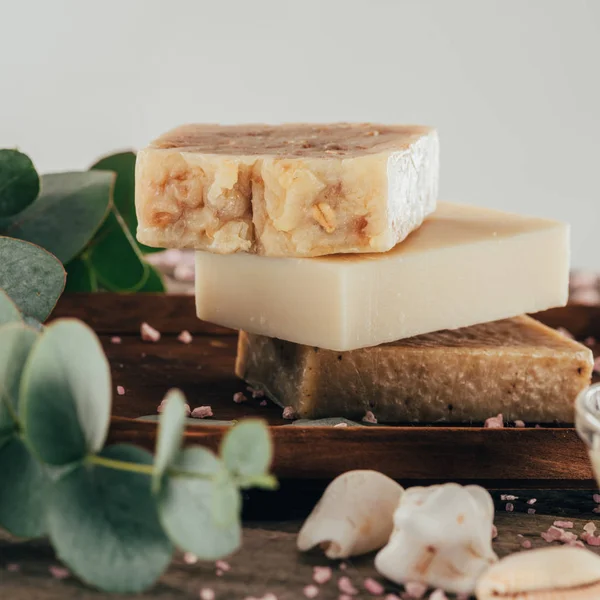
top-left (235, 316), bottom-right (593, 423)
top-left (135, 123), bottom-right (438, 257)
top-left (196, 202), bottom-right (569, 351)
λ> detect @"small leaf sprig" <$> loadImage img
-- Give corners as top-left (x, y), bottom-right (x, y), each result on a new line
top-left (0, 289), bottom-right (276, 593)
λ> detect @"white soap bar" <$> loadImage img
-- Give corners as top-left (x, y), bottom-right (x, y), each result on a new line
top-left (195, 202), bottom-right (569, 351)
top-left (135, 123), bottom-right (439, 257)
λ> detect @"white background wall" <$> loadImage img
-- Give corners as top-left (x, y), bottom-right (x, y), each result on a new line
top-left (1, 0), bottom-right (598, 268)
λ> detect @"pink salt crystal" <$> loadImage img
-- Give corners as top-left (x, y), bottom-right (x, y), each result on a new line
top-left (587, 534), bottom-right (600, 546)
top-left (514, 420), bottom-right (525, 428)
top-left (570, 540), bottom-right (586, 548)
top-left (313, 566), bottom-right (332, 585)
top-left (527, 498), bottom-right (537, 505)
top-left (363, 577), bottom-right (385, 596)
top-left (429, 591), bottom-right (448, 600)
top-left (505, 503), bottom-right (514, 512)
top-left (111, 336), bottom-right (122, 344)
top-left (233, 392), bottom-right (247, 404)
top-left (215, 560), bottom-right (230, 572)
top-left (339, 562), bottom-right (348, 570)
top-left (541, 526), bottom-right (564, 542)
top-left (554, 520), bottom-right (574, 529)
top-left (216, 569), bottom-right (224, 577)
top-left (178, 330), bottom-right (193, 344)
top-left (521, 539), bottom-right (532, 549)
top-left (491, 524), bottom-right (498, 539)
top-left (584, 522), bottom-right (597, 535)
top-left (260, 399), bottom-right (268, 407)
top-left (362, 410), bottom-right (378, 424)
top-left (116, 385), bottom-right (125, 396)
top-left (528, 508), bottom-right (536, 515)
top-left (6, 563), bottom-right (19, 572)
top-left (593, 507), bottom-right (600, 514)
top-left (338, 576), bottom-right (358, 595)
top-left (303, 585), bottom-right (319, 599)
top-left (484, 413), bottom-right (504, 429)
top-left (247, 386), bottom-right (265, 399)
top-left (282, 406), bottom-right (297, 420)
top-left (141, 322), bottom-right (161, 342)
top-left (192, 406), bottom-right (213, 419)
top-left (404, 582), bottom-right (427, 599)
top-left (200, 589), bottom-right (215, 600)
top-left (585, 337), bottom-right (597, 346)
top-left (184, 552), bottom-right (198, 564)
top-left (49, 565), bottom-right (70, 580)
top-left (184, 404), bottom-right (192, 417)
top-left (334, 422), bottom-right (348, 428)
top-left (560, 531), bottom-right (578, 543)
top-left (501, 495), bottom-right (518, 501)
top-left (556, 327), bottom-right (574, 340)
top-left (594, 494), bottom-right (600, 504)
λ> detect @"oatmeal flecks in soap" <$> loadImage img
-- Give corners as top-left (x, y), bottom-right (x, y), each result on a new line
top-left (135, 123), bottom-right (439, 257)
top-left (235, 316), bottom-right (593, 423)
top-left (196, 202), bottom-right (569, 350)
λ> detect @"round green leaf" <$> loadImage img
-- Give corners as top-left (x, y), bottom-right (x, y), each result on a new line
top-left (87, 207), bottom-right (148, 291)
top-left (47, 444), bottom-right (173, 593)
top-left (153, 389), bottom-right (186, 489)
top-left (91, 152), bottom-right (161, 254)
top-left (0, 149), bottom-right (40, 218)
top-left (158, 446), bottom-right (241, 560)
top-left (0, 288), bottom-right (22, 325)
top-left (221, 420), bottom-right (273, 480)
top-left (0, 323), bottom-right (38, 433)
top-left (0, 436), bottom-right (48, 538)
top-left (0, 237), bottom-right (65, 321)
top-left (64, 255), bottom-right (98, 292)
top-left (21, 319), bottom-right (111, 465)
top-left (0, 171), bottom-right (114, 264)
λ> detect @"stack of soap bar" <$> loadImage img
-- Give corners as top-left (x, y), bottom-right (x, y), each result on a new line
top-left (135, 123), bottom-right (439, 257)
top-left (195, 202), bottom-right (569, 350)
top-left (235, 316), bottom-right (593, 423)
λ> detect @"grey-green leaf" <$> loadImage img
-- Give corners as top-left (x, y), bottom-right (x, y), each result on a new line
top-left (153, 389), bottom-right (186, 490)
top-left (221, 419), bottom-right (273, 480)
top-left (0, 323), bottom-right (38, 434)
top-left (0, 171), bottom-right (114, 264)
top-left (0, 237), bottom-right (65, 321)
top-left (47, 444), bottom-right (173, 593)
top-left (158, 446), bottom-right (241, 560)
top-left (0, 288), bottom-right (22, 325)
top-left (0, 436), bottom-right (49, 538)
top-left (0, 149), bottom-right (40, 218)
top-left (21, 319), bottom-right (111, 465)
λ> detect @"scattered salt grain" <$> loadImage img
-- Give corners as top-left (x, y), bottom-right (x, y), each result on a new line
top-left (514, 420), bottom-right (525, 428)
top-left (260, 399), bottom-right (267, 407)
top-left (216, 570), bottom-right (224, 577)
top-left (585, 337), bottom-right (597, 346)
top-left (594, 494), bottom-right (600, 504)
top-left (569, 540), bottom-right (586, 548)
top-left (338, 576), bottom-right (358, 595)
top-left (501, 494), bottom-right (518, 501)
top-left (484, 413), bottom-right (504, 429)
top-left (184, 404), bottom-right (191, 417)
top-left (116, 385), bottom-right (125, 396)
top-left (587, 534), bottom-right (600, 547)
top-left (233, 392), bottom-right (247, 404)
top-left (584, 522), bottom-right (597, 535)
top-left (215, 560), bottom-right (230, 572)
top-left (528, 508), bottom-right (536, 515)
top-left (339, 562), bottom-right (348, 571)
top-left (313, 566), bottom-right (332, 585)
top-left (363, 577), bottom-right (385, 596)
top-left (111, 336), bottom-right (122, 344)
top-left (429, 591), bottom-right (448, 600)
top-left (178, 330), bottom-right (193, 344)
top-left (6, 564), bottom-right (19, 572)
top-left (505, 503), bottom-right (514, 512)
top-left (491, 525), bottom-right (498, 539)
top-left (404, 582), bottom-right (427, 599)
top-left (200, 588), bottom-right (215, 600)
top-left (184, 552), bottom-right (198, 564)
top-left (527, 498), bottom-right (537, 505)
top-left (141, 322), bottom-right (161, 342)
top-left (521, 539), bottom-right (532, 549)
top-left (556, 327), bottom-right (574, 340)
top-left (554, 520), bottom-right (574, 529)
top-left (282, 406), bottom-right (297, 420)
top-left (593, 507), bottom-right (600, 514)
top-left (560, 531), bottom-right (578, 543)
top-left (334, 422), bottom-right (348, 428)
top-left (247, 386), bottom-right (265, 399)
top-left (49, 565), bottom-right (70, 580)
top-left (362, 410), bottom-right (378, 424)
top-left (303, 585), bottom-right (319, 598)
top-left (541, 526), bottom-right (563, 543)
top-left (191, 406), bottom-right (213, 419)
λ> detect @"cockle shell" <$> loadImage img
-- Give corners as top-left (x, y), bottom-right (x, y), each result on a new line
top-left (375, 483), bottom-right (497, 595)
top-left (297, 470), bottom-right (404, 558)
top-left (475, 546), bottom-right (600, 599)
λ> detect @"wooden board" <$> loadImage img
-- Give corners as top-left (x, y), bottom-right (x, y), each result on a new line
top-left (50, 294), bottom-right (600, 488)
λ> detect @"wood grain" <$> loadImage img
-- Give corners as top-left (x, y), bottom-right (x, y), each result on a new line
top-left (49, 295), bottom-right (600, 487)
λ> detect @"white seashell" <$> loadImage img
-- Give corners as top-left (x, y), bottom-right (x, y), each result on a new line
top-left (476, 546), bottom-right (600, 599)
top-left (375, 483), bottom-right (497, 595)
top-left (297, 470), bottom-right (403, 558)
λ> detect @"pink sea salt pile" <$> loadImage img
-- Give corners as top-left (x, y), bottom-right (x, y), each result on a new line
top-left (484, 413), bottom-right (504, 429)
top-left (191, 406), bottom-right (213, 419)
top-left (313, 566), bottom-right (332, 585)
top-left (362, 410), bottom-right (378, 424)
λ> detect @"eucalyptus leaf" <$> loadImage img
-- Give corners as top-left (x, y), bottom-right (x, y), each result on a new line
top-left (0, 323), bottom-right (38, 433)
top-left (87, 207), bottom-right (148, 291)
top-left (0, 237), bottom-right (65, 321)
top-left (64, 255), bottom-right (98, 292)
top-left (158, 446), bottom-right (241, 560)
top-left (221, 420), bottom-right (273, 480)
top-left (0, 288), bottom-right (22, 325)
top-left (138, 264), bottom-right (166, 292)
top-left (21, 319), bottom-right (111, 466)
top-left (0, 171), bottom-right (114, 264)
top-left (47, 444), bottom-right (173, 593)
top-left (153, 389), bottom-right (186, 490)
top-left (0, 149), bottom-right (40, 217)
top-left (0, 436), bottom-right (49, 538)
top-left (22, 315), bottom-right (44, 331)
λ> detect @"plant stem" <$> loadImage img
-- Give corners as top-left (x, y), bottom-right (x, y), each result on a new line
top-left (87, 454), bottom-right (154, 476)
